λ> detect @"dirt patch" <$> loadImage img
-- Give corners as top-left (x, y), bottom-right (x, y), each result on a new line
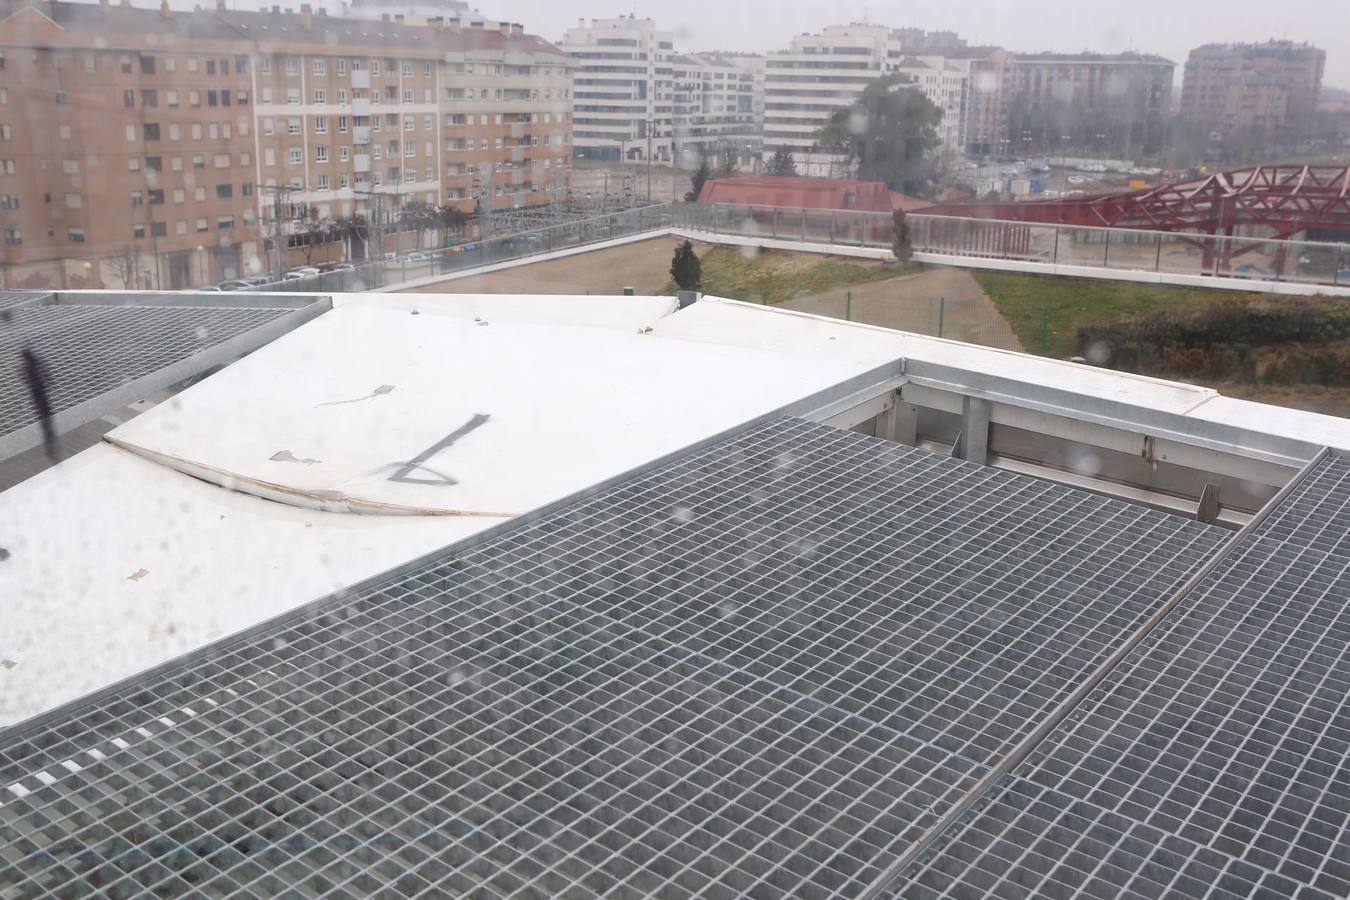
top-left (411, 238), bottom-right (707, 296)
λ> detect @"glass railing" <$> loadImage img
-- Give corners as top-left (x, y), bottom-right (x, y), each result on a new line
top-left (239, 201), bottom-right (1350, 295)
top-left (243, 203), bottom-right (678, 294)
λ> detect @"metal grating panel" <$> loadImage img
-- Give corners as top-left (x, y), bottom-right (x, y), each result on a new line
top-left (0, 291), bottom-right (49, 311)
top-left (0, 418), bottom-right (1224, 898)
top-left (896, 451), bottom-right (1350, 900)
top-left (0, 304), bottom-right (287, 439)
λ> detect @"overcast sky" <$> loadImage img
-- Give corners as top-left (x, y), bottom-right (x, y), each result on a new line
top-left (487, 0), bottom-right (1348, 88)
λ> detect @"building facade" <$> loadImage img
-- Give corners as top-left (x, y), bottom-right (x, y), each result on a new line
top-left (0, 0), bottom-right (572, 290)
top-left (762, 25), bottom-right (893, 176)
top-left (1180, 41), bottom-right (1325, 143)
top-left (560, 16), bottom-right (673, 162)
top-left (669, 53), bottom-right (758, 168)
top-left (999, 53), bottom-right (1175, 157)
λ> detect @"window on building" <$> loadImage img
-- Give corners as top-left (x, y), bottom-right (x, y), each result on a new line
top-left (207, 90), bottom-right (218, 107)
top-left (243, 183), bottom-right (253, 196)
top-left (259, 55), bottom-right (271, 74)
top-left (208, 123), bottom-right (220, 140)
top-left (370, 60), bottom-right (379, 76)
top-left (338, 116), bottom-right (348, 133)
top-left (217, 216), bottom-right (233, 230)
top-left (205, 59), bottom-right (216, 75)
top-left (189, 90), bottom-right (201, 107)
top-left (123, 89), bottom-right (134, 109)
top-left (339, 173), bottom-right (350, 189)
top-left (405, 169), bottom-right (415, 184)
top-left (196, 217), bottom-right (208, 231)
top-left (403, 89), bottom-right (413, 104)
top-left (194, 186), bottom-right (206, 201)
top-left (315, 145), bottom-right (328, 162)
top-left (314, 58), bottom-right (326, 75)
top-left (55, 91), bottom-right (69, 106)
top-left (166, 90), bottom-right (179, 108)
top-left (170, 155), bottom-right (183, 171)
top-left (191, 123), bottom-right (202, 140)
top-left (120, 55), bottom-right (132, 74)
top-left (423, 62), bottom-right (432, 78)
top-left (3, 227), bottom-right (19, 245)
top-left (287, 118), bottom-right (301, 135)
top-left (404, 142), bottom-right (414, 158)
top-left (287, 88), bottom-right (300, 105)
top-left (67, 227), bottom-right (84, 242)
top-left (316, 173), bottom-right (329, 190)
top-left (288, 148), bottom-right (302, 165)
top-left (235, 56), bottom-right (247, 74)
top-left (264, 148), bottom-right (276, 166)
top-left (145, 156), bottom-right (162, 171)
top-left (127, 157), bottom-right (140, 172)
top-left (192, 153), bottom-right (204, 169)
top-left (241, 152), bottom-right (251, 166)
top-left (337, 59), bottom-right (347, 76)
top-left (147, 189), bottom-right (163, 205)
top-left (173, 188), bottom-right (184, 203)
top-left (315, 116), bottom-right (328, 134)
top-left (285, 56), bottom-right (298, 75)
top-left (214, 153), bottom-right (230, 168)
top-left (314, 89), bottom-right (326, 104)
top-left (132, 223), bottom-right (145, 238)
top-left (175, 220), bottom-right (187, 235)
top-left (340, 145), bottom-right (349, 161)
top-left (403, 115), bottom-right (414, 131)
top-left (216, 184), bottom-right (232, 199)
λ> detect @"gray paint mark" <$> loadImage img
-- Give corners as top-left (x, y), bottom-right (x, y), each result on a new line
top-left (0, 659), bottom-right (16, 670)
top-left (127, 568), bottom-right (149, 581)
top-left (384, 413), bottom-right (490, 486)
top-left (270, 450), bottom-right (323, 465)
top-left (318, 384), bottom-right (397, 407)
top-left (0, 546), bottom-right (9, 562)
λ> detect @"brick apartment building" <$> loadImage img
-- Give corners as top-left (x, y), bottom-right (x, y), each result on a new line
top-left (0, 0), bottom-right (572, 290)
top-left (1180, 41), bottom-right (1325, 143)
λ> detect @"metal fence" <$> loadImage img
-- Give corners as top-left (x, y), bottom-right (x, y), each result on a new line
top-left (247, 204), bottom-right (677, 294)
top-left (248, 200), bottom-right (1350, 297)
top-left (671, 203), bottom-right (1350, 289)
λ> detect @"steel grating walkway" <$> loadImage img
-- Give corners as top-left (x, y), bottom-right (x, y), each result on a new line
top-left (0, 418), bottom-right (1224, 899)
top-left (895, 451), bottom-right (1350, 900)
top-left (0, 294), bottom-right (326, 459)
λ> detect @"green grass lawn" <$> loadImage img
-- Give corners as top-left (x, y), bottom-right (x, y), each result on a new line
top-left (972, 270), bottom-right (1264, 357)
top-left (667, 246), bottom-right (908, 304)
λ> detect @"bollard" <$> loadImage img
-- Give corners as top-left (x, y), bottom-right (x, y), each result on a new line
top-left (762, 292), bottom-right (768, 306)
top-left (1041, 309), bottom-right (1050, 355)
top-left (845, 291), bottom-right (852, 321)
top-left (938, 296), bottom-right (945, 338)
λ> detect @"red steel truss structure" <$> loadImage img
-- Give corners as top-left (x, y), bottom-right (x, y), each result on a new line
top-left (922, 165), bottom-right (1350, 271)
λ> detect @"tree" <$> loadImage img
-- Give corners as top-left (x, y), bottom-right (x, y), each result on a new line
top-left (686, 158), bottom-right (712, 202)
top-left (891, 209), bottom-right (913, 265)
top-left (294, 205), bottom-right (333, 266)
top-left (670, 240), bottom-right (701, 292)
top-left (109, 242), bottom-right (143, 290)
top-left (813, 74), bottom-right (943, 198)
top-left (716, 146), bottom-right (739, 178)
top-left (765, 149), bottom-right (798, 177)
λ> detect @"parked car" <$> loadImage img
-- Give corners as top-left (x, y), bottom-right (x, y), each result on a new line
top-left (401, 252), bottom-right (433, 262)
top-left (316, 261), bottom-right (355, 273)
top-left (240, 274), bottom-right (274, 286)
top-left (284, 267), bottom-right (320, 280)
top-left (217, 280), bottom-right (253, 291)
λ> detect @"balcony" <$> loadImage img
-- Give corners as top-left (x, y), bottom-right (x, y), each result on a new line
top-left (351, 70), bottom-right (370, 90)
top-left (353, 154), bottom-right (371, 173)
top-left (352, 98), bottom-right (371, 117)
top-left (353, 126), bottom-right (372, 146)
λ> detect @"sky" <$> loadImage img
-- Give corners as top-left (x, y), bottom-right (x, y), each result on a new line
top-left (486, 0), bottom-right (1348, 88)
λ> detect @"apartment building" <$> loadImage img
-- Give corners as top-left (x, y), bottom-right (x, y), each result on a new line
top-left (1181, 41), bottom-right (1325, 142)
top-left (0, 0), bottom-right (571, 290)
top-left (561, 16), bottom-right (673, 162)
top-left (762, 25), bottom-right (892, 175)
top-left (890, 56), bottom-right (972, 154)
top-left (1000, 53), bottom-right (1175, 157)
top-left (669, 54), bottom-right (759, 167)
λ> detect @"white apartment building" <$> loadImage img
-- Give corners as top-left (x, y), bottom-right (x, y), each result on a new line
top-left (890, 56), bottom-right (972, 154)
top-left (764, 25), bottom-right (974, 174)
top-left (669, 54), bottom-right (760, 167)
top-left (561, 16), bottom-right (674, 162)
top-left (762, 25), bottom-right (892, 175)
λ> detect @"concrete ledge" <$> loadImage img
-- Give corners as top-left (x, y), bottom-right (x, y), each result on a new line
top-left (671, 228), bottom-right (893, 260)
top-left (914, 251), bottom-right (1350, 297)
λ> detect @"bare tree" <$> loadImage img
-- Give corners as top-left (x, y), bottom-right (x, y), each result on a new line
top-left (295, 205), bottom-right (333, 266)
top-left (108, 243), bottom-right (143, 290)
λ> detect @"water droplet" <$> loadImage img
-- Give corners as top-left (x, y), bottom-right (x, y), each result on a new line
top-left (670, 505), bottom-right (694, 524)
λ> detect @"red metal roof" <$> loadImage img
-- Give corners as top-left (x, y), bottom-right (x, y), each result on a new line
top-left (698, 176), bottom-right (926, 213)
